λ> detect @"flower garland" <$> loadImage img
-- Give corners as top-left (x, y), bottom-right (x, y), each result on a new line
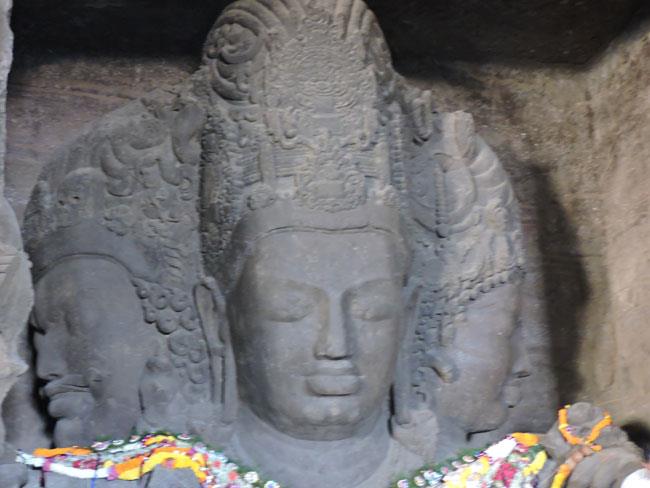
top-left (557, 405), bottom-right (611, 446)
top-left (16, 406), bottom-right (616, 488)
top-left (393, 432), bottom-right (548, 487)
top-left (17, 432), bottom-right (548, 488)
top-left (549, 404), bottom-right (612, 488)
top-left (16, 433), bottom-right (280, 488)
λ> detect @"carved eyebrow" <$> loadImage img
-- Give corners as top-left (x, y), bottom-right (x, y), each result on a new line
top-left (346, 276), bottom-right (401, 294)
top-left (257, 276), bottom-right (321, 292)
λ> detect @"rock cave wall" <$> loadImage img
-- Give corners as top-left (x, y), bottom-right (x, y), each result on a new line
top-left (3, 0), bottom-right (650, 435)
top-left (590, 19), bottom-right (650, 426)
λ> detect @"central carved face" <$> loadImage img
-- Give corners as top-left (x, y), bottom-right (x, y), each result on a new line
top-left (229, 230), bottom-right (405, 440)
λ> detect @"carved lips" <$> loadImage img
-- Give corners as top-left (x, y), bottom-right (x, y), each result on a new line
top-left (42, 375), bottom-right (91, 418)
top-left (306, 361), bottom-right (361, 396)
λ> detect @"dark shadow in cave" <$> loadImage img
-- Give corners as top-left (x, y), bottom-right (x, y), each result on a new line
top-left (10, 0), bottom-right (650, 72)
top-left (623, 422), bottom-right (650, 460)
top-left (530, 165), bottom-right (590, 403)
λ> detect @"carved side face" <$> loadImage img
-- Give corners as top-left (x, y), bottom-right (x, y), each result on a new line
top-left (229, 230), bottom-right (404, 441)
top-left (434, 283), bottom-right (520, 434)
top-left (33, 257), bottom-right (153, 446)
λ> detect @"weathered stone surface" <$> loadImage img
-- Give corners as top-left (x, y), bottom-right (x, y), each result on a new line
top-left (0, 2), bottom-right (33, 486)
top-left (404, 12), bottom-right (650, 431)
top-left (587, 16), bottom-right (650, 428)
top-left (21, 86), bottom-right (213, 449)
top-left (7, 1), bottom-right (555, 486)
top-left (416, 14), bottom-right (650, 430)
top-left (0, 0), bottom-right (32, 443)
top-left (3, 0), bottom-right (650, 486)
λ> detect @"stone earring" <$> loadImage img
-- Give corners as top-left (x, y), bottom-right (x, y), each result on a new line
top-left (391, 284), bottom-right (439, 460)
top-left (193, 278), bottom-right (238, 427)
top-left (392, 283), bottom-right (421, 427)
top-left (219, 307), bottom-right (238, 426)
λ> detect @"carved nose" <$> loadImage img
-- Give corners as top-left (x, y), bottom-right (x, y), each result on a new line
top-left (34, 336), bottom-right (65, 382)
top-left (36, 355), bottom-right (64, 382)
top-left (314, 299), bottom-right (350, 360)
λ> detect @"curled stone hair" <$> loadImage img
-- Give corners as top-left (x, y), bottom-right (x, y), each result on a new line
top-left (23, 89), bottom-right (214, 429)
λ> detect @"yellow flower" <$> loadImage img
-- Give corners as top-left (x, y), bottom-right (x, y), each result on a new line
top-left (511, 433), bottom-right (540, 447)
top-left (523, 451), bottom-right (548, 476)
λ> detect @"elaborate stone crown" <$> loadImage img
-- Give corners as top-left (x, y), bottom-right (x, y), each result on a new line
top-left (199, 0), bottom-right (405, 288)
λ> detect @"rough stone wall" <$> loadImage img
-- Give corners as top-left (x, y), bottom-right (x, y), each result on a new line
top-left (587, 18), bottom-right (650, 426)
top-left (3, 1), bottom-right (650, 437)
top-left (0, 0), bottom-right (9, 186)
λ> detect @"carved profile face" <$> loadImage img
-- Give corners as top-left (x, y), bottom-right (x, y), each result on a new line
top-left (33, 257), bottom-right (153, 446)
top-left (434, 283), bottom-right (520, 434)
top-left (229, 230), bottom-right (405, 441)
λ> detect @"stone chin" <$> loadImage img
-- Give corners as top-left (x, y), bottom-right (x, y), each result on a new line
top-left (45, 391), bottom-right (91, 421)
top-left (241, 368), bottom-right (370, 439)
top-left (53, 417), bottom-right (90, 447)
top-left (257, 396), bottom-right (367, 441)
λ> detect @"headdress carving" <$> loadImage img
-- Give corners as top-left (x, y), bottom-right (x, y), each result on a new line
top-left (200, 0), bottom-right (403, 289)
top-left (23, 90), bottom-right (215, 429)
top-left (199, 0), bottom-right (525, 423)
top-left (405, 111), bottom-right (525, 405)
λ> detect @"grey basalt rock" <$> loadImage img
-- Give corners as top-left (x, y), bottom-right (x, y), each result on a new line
top-left (195, 3), bottom-right (525, 485)
top-left (0, 1), bottom-right (33, 487)
top-left (537, 403), bottom-right (644, 488)
top-left (22, 88), bottom-right (215, 447)
top-left (12, 0), bottom-right (563, 487)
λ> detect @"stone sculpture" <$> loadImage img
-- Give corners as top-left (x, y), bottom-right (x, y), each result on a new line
top-left (0, 197), bottom-right (33, 487)
top-left (193, 1), bottom-right (525, 484)
top-left (0, 0), bottom-right (35, 485)
top-left (9, 0), bottom-right (644, 487)
top-left (538, 403), bottom-right (643, 487)
top-left (22, 91), bottom-right (215, 446)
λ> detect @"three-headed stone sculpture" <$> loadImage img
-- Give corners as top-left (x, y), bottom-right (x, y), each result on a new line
top-left (14, 0), bottom-right (550, 487)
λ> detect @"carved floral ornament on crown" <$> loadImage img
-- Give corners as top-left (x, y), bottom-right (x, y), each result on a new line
top-left (263, 11), bottom-right (378, 138)
top-left (294, 135), bottom-right (366, 212)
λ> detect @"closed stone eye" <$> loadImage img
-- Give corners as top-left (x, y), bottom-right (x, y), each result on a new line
top-left (260, 293), bottom-right (315, 322)
top-left (349, 299), bottom-right (393, 322)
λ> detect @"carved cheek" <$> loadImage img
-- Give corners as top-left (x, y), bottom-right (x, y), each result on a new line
top-left (352, 317), bottom-right (401, 374)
